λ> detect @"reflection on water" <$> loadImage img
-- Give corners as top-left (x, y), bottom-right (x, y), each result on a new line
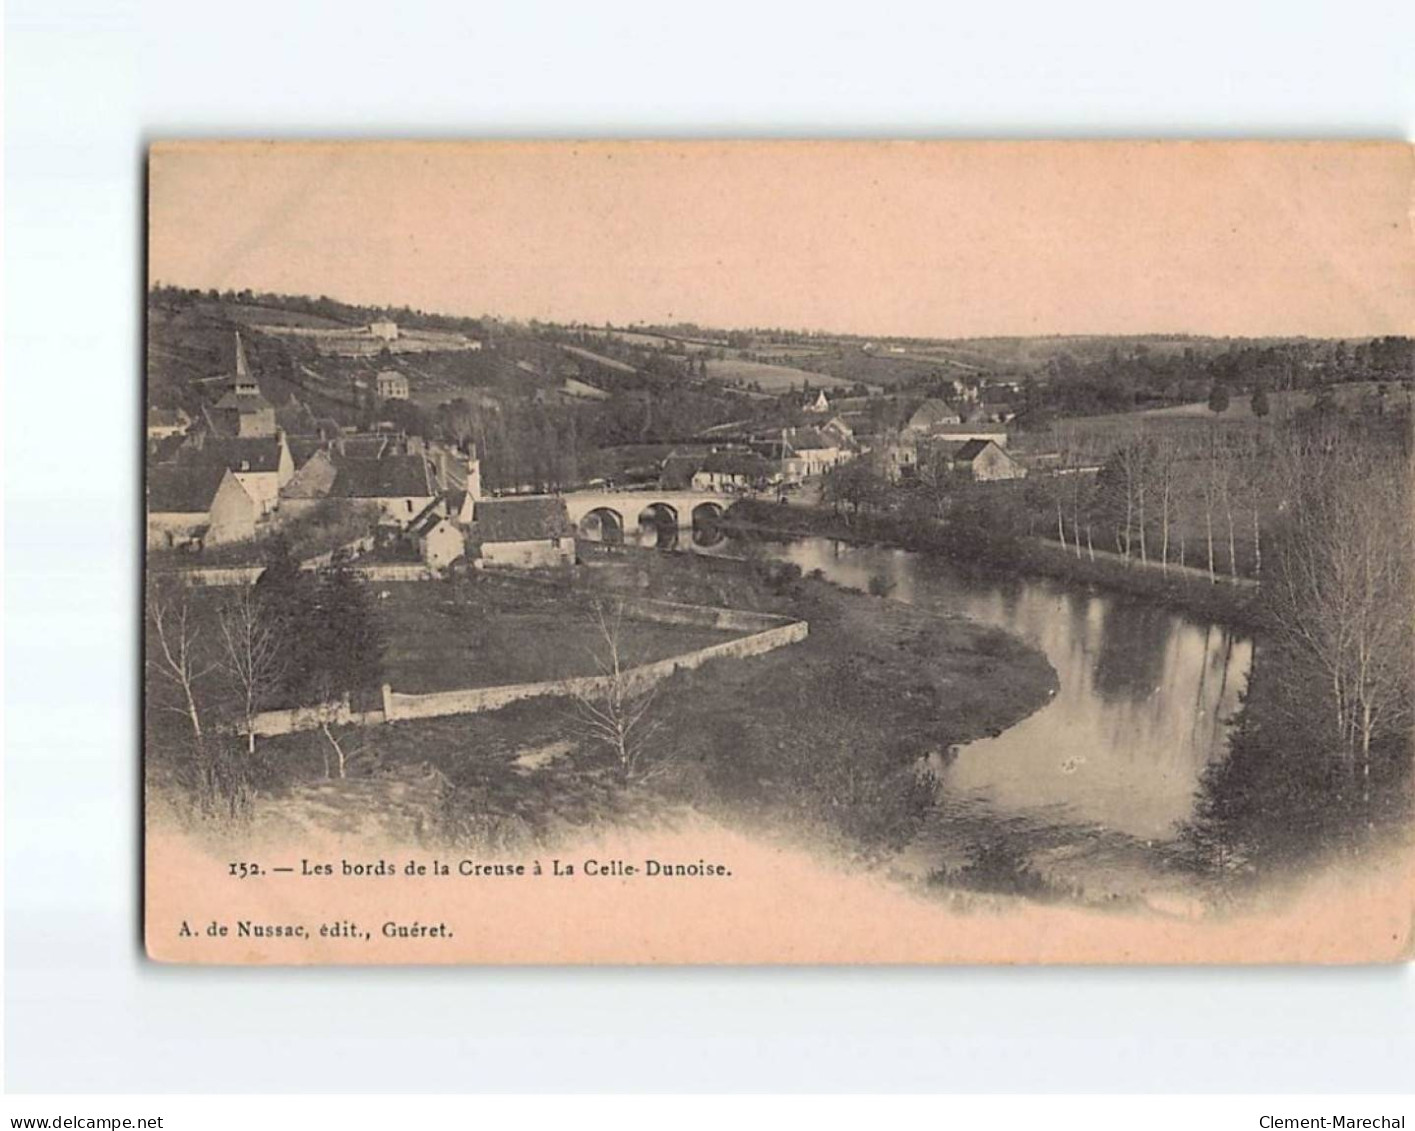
top-left (696, 535), bottom-right (1252, 848)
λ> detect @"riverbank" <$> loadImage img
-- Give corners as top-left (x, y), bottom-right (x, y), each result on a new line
top-left (195, 551), bottom-right (1058, 864)
top-left (724, 498), bottom-right (1263, 631)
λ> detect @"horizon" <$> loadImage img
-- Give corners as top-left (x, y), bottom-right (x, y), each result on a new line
top-left (147, 280), bottom-right (1411, 345)
top-left (149, 140), bottom-right (1415, 341)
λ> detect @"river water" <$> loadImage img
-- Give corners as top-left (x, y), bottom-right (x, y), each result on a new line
top-left (632, 522), bottom-right (1253, 899)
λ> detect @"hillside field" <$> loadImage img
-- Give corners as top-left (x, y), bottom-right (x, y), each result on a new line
top-left (705, 358), bottom-right (859, 392)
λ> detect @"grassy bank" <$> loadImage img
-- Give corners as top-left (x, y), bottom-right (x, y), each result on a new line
top-left (229, 553), bottom-right (1058, 862)
top-left (378, 576), bottom-right (742, 693)
top-left (724, 498), bottom-right (1262, 631)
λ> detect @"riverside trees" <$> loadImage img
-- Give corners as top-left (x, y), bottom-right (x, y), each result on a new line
top-left (1182, 416), bottom-right (1413, 884)
top-left (146, 544), bottom-right (388, 816)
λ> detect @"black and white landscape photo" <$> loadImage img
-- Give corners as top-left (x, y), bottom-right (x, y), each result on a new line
top-left (143, 141), bottom-right (1413, 963)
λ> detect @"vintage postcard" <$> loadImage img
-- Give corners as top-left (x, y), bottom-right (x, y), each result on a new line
top-left (144, 140), bottom-right (1414, 964)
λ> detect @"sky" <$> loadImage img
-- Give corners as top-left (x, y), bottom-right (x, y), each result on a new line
top-left (149, 141), bottom-right (1415, 339)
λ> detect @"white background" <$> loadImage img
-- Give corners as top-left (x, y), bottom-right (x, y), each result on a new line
top-left (5, 0), bottom-right (1414, 1095)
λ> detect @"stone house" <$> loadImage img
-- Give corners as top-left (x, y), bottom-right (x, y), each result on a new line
top-left (375, 370), bottom-right (410, 400)
top-left (903, 397), bottom-right (962, 434)
top-left (409, 503), bottom-right (465, 570)
top-left (778, 427), bottom-right (854, 481)
top-left (330, 454), bottom-right (438, 528)
top-left (947, 438), bottom-right (1028, 481)
top-left (146, 407), bottom-right (191, 440)
top-left (470, 497), bottom-right (574, 569)
top-left (147, 464), bottom-right (258, 549)
top-left (185, 433), bottom-right (295, 515)
top-left (690, 451), bottom-right (779, 493)
top-left (278, 448), bottom-right (339, 518)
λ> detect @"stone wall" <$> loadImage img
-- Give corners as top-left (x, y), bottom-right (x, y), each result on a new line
top-left (381, 618), bottom-right (807, 724)
top-left (247, 696), bottom-right (385, 738)
top-left (245, 597), bottom-right (808, 737)
top-left (162, 538), bottom-right (425, 587)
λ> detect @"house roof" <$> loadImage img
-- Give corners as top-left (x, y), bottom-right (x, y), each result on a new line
top-left (337, 435), bottom-right (390, 460)
top-left (906, 398), bottom-right (961, 429)
top-left (331, 455), bottom-right (433, 499)
top-left (698, 451), bottom-right (775, 478)
top-left (659, 448), bottom-right (711, 490)
top-left (148, 407), bottom-right (189, 431)
top-left (376, 369), bottom-right (407, 385)
top-left (952, 438), bottom-right (995, 461)
top-left (283, 449), bottom-right (338, 499)
top-left (185, 436), bottom-right (286, 474)
top-left (471, 497), bottom-right (569, 542)
top-left (148, 464), bottom-right (233, 515)
top-left (931, 424), bottom-right (1009, 440)
top-left (147, 433), bottom-right (188, 465)
top-left (287, 436), bottom-right (330, 468)
top-left (785, 427), bottom-right (837, 452)
top-left (409, 500), bottom-right (451, 537)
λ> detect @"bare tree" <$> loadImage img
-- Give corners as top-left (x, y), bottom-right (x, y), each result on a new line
top-left (216, 587), bottom-right (287, 754)
top-left (148, 582), bottom-right (250, 818)
top-left (1151, 432), bottom-right (1181, 575)
top-left (1266, 427), bottom-right (1413, 807)
top-left (569, 601), bottom-right (666, 784)
top-left (1199, 427), bottom-right (1226, 582)
top-left (149, 583), bottom-right (215, 742)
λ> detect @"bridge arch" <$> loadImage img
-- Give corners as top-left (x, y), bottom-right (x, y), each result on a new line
top-left (578, 506), bottom-right (625, 544)
top-left (637, 501), bottom-right (679, 530)
top-left (691, 500), bottom-right (726, 527)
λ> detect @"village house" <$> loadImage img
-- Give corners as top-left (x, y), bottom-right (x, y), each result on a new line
top-left (369, 320), bottom-right (399, 341)
top-left (329, 454), bottom-right (438, 528)
top-left (147, 464), bottom-right (258, 549)
top-left (690, 451), bottom-right (779, 493)
top-left (183, 433), bottom-right (295, 516)
top-left (874, 433), bottom-right (920, 483)
top-left (375, 369), bottom-right (410, 400)
top-left (929, 424), bottom-right (1011, 447)
top-left (207, 333), bottom-right (278, 439)
top-left (819, 415), bottom-right (855, 445)
top-left (943, 438), bottom-right (1028, 482)
top-left (469, 497), bottom-right (574, 570)
top-left (803, 389), bottom-right (831, 414)
top-left (408, 502), bottom-right (465, 570)
top-left (146, 406), bottom-right (191, 440)
top-left (777, 426), bottom-right (854, 481)
top-left (902, 397), bottom-right (962, 434)
top-left (278, 448), bottom-right (339, 517)
top-left (947, 378), bottom-right (980, 404)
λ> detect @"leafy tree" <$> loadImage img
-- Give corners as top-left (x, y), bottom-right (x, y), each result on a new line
top-left (1250, 386), bottom-right (1270, 418)
top-left (1207, 383), bottom-right (1230, 414)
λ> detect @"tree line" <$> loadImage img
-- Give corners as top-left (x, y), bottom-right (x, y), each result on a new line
top-left (146, 543), bottom-right (386, 817)
top-left (1181, 417), bottom-right (1412, 886)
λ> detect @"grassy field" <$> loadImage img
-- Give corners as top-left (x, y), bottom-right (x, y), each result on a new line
top-left (243, 556), bottom-right (1058, 858)
top-left (1139, 381), bottom-right (1408, 419)
top-left (560, 344), bottom-right (637, 373)
top-left (194, 301), bottom-right (353, 329)
top-left (796, 347), bottom-right (973, 390)
top-left (704, 358), bottom-right (858, 391)
top-left (377, 577), bottom-right (743, 693)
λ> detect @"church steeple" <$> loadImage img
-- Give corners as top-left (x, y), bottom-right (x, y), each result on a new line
top-left (214, 332), bottom-right (276, 437)
top-left (235, 331), bottom-right (250, 379)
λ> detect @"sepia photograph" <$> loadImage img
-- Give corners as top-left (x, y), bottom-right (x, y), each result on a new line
top-left (141, 140), bottom-right (1413, 964)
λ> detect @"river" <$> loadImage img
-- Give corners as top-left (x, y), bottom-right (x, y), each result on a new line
top-left (628, 522), bottom-right (1253, 901)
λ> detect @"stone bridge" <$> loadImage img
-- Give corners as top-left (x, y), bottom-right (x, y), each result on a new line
top-left (562, 490), bottom-right (730, 542)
